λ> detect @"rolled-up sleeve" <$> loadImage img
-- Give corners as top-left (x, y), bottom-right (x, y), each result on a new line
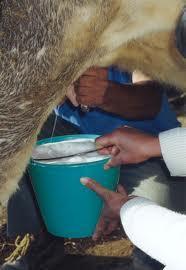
top-left (120, 197), bottom-right (186, 270)
top-left (159, 127), bottom-right (186, 176)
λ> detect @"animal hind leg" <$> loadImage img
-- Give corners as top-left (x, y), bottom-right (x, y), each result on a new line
top-left (0, 137), bottom-right (37, 221)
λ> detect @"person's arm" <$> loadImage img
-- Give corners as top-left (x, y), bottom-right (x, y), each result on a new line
top-left (120, 197), bottom-right (186, 270)
top-left (159, 127), bottom-right (186, 176)
top-left (96, 126), bottom-right (161, 168)
top-left (96, 126), bottom-right (186, 176)
top-left (69, 67), bottom-right (162, 120)
top-left (81, 178), bottom-right (186, 270)
top-left (100, 80), bottom-right (162, 120)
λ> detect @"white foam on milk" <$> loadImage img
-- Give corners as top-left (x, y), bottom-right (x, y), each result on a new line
top-left (32, 138), bottom-right (109, 165)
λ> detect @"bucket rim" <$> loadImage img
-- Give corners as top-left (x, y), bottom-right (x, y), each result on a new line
top-left (30, 134), bottom-right (111, 168)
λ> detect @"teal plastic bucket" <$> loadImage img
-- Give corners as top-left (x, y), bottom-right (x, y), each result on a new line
top-left (29, 134), bottom-right (120, 238)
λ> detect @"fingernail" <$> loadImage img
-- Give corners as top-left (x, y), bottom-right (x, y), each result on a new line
top-left (95, 141), bottom-right (102, 149)
top-left (104, 162), bottom-right (110, 170)
top-left (80, 177), bottom-right (90, 185)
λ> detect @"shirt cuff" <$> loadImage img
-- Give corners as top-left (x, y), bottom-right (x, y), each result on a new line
top-left (120, 197), bottom-right (156, 233)
top-left (159, 127), bottom-right (186, 176)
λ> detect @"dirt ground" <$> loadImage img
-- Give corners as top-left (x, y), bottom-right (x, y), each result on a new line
top-left (0, 224), bottom-right (134, 269)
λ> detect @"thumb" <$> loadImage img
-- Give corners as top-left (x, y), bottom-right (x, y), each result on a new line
top-left (104, 155), bottom-right (123, 170)
top-left (111, 146), bottom-right (120, 156)
top-left (96, 134), bottom-right (115, 149)
top-left (80, 177), bottom-right (112, 202)
top-left (117, 184), bottom-right (128, 196)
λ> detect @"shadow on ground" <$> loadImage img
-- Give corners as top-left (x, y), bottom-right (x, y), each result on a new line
top-left (61, 255), bottom-right (132, 270)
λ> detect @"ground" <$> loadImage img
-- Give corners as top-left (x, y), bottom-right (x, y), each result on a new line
top-left (0, 224), bottom-right (134, 269)
top-left (0, 88), bottom-right (185, 269)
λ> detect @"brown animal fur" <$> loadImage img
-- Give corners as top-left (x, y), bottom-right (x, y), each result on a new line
top-left (0, 0), bottom-right (185, 214)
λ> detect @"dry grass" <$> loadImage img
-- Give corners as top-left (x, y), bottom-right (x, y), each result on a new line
top-left (0, 224), bottom-right (133, 266)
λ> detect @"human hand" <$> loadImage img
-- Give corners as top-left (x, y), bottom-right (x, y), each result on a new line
top-left (92, 203), bottom-right (120, 241)
top-left (96, 126), bottom-right (161, 169)
top-left (80, 178), bottom-right (130, 240)
top-left (74, 67), bottom-right (110, 107)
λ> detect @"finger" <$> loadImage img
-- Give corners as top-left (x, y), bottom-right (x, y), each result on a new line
top-left (77, 77), bottom-right (108, 89)
top-left (76, 95), bottom-right (96, 107)
top-left (92, 216), bottom-right (106, 241)
top-left (117, 184), bottom-right (128, 196)
top-left (111, 146), bottom-right (120, 156)
top-left (76, 93), bottom-right (103, 107)
top-left (96, 134), bottom-right (116, 150)
top-left (104, 155), bottom-right (123, 170)
top-left (80, 177), bottom-right (112, 202)
top-left (97, 146), bottom-right (113, 155)
top-left (82, 67), bottom-right (108, 80)
top-left (103, 220), bottom-right (119, 236)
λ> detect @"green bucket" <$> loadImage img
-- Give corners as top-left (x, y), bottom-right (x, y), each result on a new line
top-left (29, 134), bottom-right (120, 238)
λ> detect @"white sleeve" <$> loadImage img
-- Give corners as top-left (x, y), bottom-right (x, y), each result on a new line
top-left (159, 127), bottom-right (186, 176)
top-left (120, 197), bottom-right (186, 270)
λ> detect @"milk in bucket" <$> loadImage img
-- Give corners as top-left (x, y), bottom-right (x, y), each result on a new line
top-left (32, 138), bottom-right (109, 164)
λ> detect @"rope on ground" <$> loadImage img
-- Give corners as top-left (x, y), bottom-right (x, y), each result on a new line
top-left (5, 234), bottom-right (31, 263)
